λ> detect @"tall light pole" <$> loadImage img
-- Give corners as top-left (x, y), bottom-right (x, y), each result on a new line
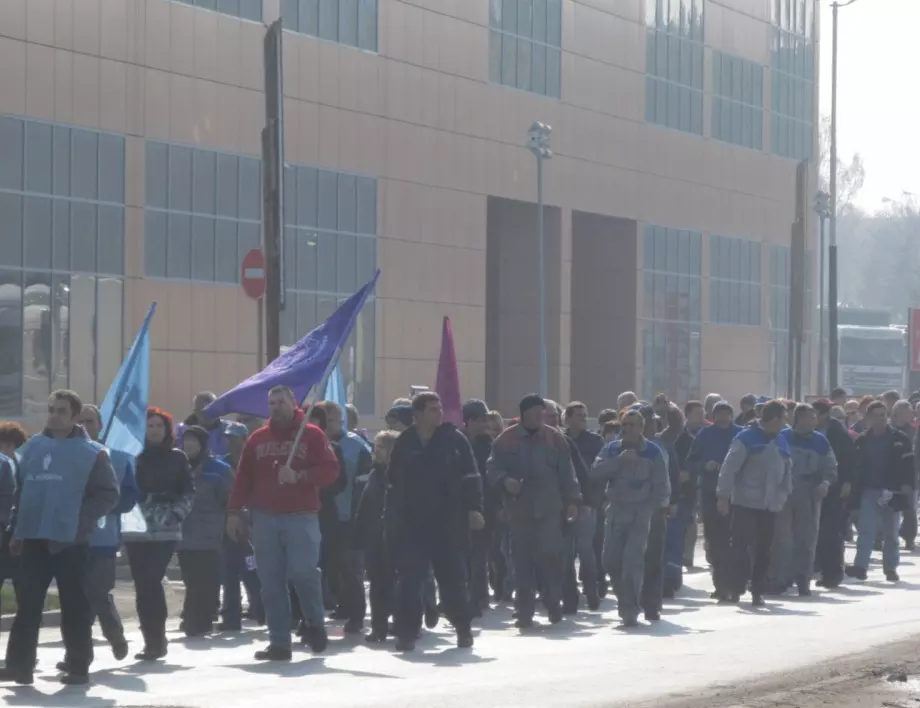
top-left (814, 191), bottom-right (830, 394)
top-left (829, 0), bottom-right (859, 391)
top-left (528, 122), bottom-right (553, 397)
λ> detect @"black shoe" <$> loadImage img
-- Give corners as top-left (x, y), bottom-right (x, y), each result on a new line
top-left (456, 630), bottom-right (474, 649)
top-left (751, 594), bottom-right (765, 607)
top-left (112, 640), bottom-right (129, 661)
top-left (60, 672), bottom-right (89, 686)
top-left (718, 593), bottom-right (739, 605)
top-left (621, 616), bottom-right (639, 628)
top-left (514, 616), bottom-right (534, 629)
top-left (365, 631), bottom-right (387, 644)
top-left (845, 565), bottom-right (868, 581)
top-left (343, 619), bottom-right (363, 635)
top-left (645, 610), bottom-right (661, 621)
top-left (548, 606), bottom-right (563, 624)
top-left (134, 645), bottom-right (167, 661)
top-left (302, 626), bottom-right (328, 653)
top-left (886, 569), bottom-right (901, 582)
top-left (395, 637), bottom-right (416, 652)
top-left (254, 645), bottom-right (292, 661)
top-left (710, 590), bottom-right (722, 600)
top-left (0, 666), bottom-right (32, 686)
top-left (424, 605), bottom-right (440, 629)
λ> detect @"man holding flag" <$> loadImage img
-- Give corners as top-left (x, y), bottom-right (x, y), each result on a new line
top-left (227, 386), bottom-right (340, 662)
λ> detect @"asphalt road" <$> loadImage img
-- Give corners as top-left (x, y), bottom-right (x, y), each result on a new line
top-left (7, 544), bottom-right (920, 708)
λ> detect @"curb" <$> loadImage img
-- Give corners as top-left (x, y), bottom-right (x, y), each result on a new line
top-left (1, 610), bottom-right (61, 632)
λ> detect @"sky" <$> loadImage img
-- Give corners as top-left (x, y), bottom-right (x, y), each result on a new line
top-left (818, 0), bottom-right (920, 212)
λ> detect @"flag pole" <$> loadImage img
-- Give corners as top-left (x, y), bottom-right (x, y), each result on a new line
top-left (100, 303), bottom-right (157, 445)
top-left (284, 340), bottom-right (347, 467)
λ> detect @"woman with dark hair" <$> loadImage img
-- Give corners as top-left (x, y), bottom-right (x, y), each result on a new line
top-left (123, 408), bottom-right (195, 660)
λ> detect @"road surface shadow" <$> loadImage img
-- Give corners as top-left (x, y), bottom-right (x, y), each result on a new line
top-left (76, 667), bottom-right (148, 693)
top-left (614, 619), bottom-right (711, 637)
top-left (226, 658), bottom-right (397, 679)
top-left (175, 629), bottom-right (267, 651)
top-left (735, 602), bottom-right (818, 617)
top-left (1, 684), bottom-right (117, 707)
top-left (821, 584), bottom-right (883, 597)
top-left (394, 648), bottom-right (497, 667)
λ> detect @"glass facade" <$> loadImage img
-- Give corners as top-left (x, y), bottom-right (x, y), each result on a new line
top-left (488, 0), bottom-right (562, 98)
top-left (644, 0), bottom-right (704, 135)
top-left (641, 224), bottom-right (702, 402)
top-left (0, 115), bottom-right (125, 421)
top-left (144, 141), bottom-right (262, 284)
top-left (712, 52), bottom-right (764, 150)
top-left (709, 235), bottom-right (762, 326)
top-left (281, 0), bottom-right (378, 52)
top-left (282, 164), bottom-right (377, 414)
top-left (173, 0), bottom-right (262, 20)
top-left (770, 0), bottom-right (816, 160)
top-left (768, 244), bottom-right (812, 395)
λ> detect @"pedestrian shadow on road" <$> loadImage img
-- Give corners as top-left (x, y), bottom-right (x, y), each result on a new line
top-left (1, 685), bottom-right (117, 708)
top-left (820, 584), bottom-right (883, 597)
top-left (176, 629), bottom-right (267, 651)
top-left (863, 579), bottom-right (920, 591)
top-left (735, 603), bottom-right (818, 617)
top-left (226, 658), bottom-right (398, 680)
top-left (77, 667), bottom-right (149, 693)
top-left (393, 648), bottom-right (497, 668)
top-left (613, 619), bottom-right (711, 637)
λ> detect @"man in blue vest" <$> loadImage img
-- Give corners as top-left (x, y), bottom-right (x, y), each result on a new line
top-left (315, 401), bottom-right (372, 633)
top-left (0, 390), bottom-right (119, 686)
top-left (56, 404), bottom-right (140, 673)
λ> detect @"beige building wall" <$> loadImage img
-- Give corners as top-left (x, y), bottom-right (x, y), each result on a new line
top-left (0, 0), bottom-right (818, 426)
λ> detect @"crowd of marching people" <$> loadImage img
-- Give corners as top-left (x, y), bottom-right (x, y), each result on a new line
top-left (0, 381), bottom-right (918, 683)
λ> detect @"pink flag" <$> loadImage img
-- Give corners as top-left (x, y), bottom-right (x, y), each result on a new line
top-left (435, 316), bottom-right (462, 424)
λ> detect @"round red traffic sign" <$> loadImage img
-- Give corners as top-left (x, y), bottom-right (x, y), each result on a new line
top-left (241, 248), bottom-right (266, 300)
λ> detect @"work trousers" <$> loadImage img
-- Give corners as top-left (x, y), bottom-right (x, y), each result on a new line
top-left (770, 484), bottom-right (822, 587)
top-left (221, 537), bottom-right (263, 628)
top-left (511, 516), bottom-right (564, 620)
top-left (815, 490), bottom-right (848, 586)
top-left (701, 492), bottom-right (734, 595)
top-left (728, 506), bottom-right (775, 597)
top-left (125, 540), bottom-right (176, 652)
top-left (603, 505), bottom-right (653, 623)
top-left (854, 488), bottom-right (900, 572)
top-left (563, 508), bottom-right (598, 609)
top-left (178, 549), bottom-right (221, 635)
top-left (7, 541), bottom-right (93, 675)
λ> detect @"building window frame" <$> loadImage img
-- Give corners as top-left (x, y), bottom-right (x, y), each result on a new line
top-left (709, 234), bottom-right (762, 326)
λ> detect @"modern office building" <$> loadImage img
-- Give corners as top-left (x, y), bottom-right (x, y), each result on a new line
top-left (0, 0), bottom-right (818, 428)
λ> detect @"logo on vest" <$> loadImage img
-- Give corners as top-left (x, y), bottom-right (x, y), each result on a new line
top-left (43, 453), bottom-right (52, 471)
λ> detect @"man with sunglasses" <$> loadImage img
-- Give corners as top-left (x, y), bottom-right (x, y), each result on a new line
top-left (0, 390), bottom-right (119, 686)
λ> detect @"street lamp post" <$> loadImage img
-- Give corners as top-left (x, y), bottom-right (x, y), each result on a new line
top-left (528, 122), bottom-right (553, 397)
top-left (829, 0), bottom-right (859, 392)
top-left (814, 191), bottom-right (830, 394)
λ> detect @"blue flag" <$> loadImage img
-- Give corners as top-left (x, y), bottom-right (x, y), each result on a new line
top-left (324, 364), bottom-right (346, 406)
top-left (205, 271), bottom-right (380, 419)
top-left (99, 303), bottom-right (156, 457)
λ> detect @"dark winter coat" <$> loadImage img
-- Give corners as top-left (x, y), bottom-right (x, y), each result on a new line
top-left (384, 424), bottom-right (482, 551)
top-left (853, 425), bottom-right (915, 511)
top-left (124, 442), bottom-right (195, 543)
top-left (352, 464), bottom-right (386, 553)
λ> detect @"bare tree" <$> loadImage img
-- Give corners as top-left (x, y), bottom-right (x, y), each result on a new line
top-left (818, 115), bottom-right (866, 216)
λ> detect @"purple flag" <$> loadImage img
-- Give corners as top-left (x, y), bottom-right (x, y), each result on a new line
top-left (204, 271), bottom-right (379, 419)
top-left (435, 316), bottom-right (462, 425)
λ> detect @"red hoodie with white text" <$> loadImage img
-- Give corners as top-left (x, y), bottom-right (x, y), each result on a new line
top-left (229, 409), bottom-right (339, 515)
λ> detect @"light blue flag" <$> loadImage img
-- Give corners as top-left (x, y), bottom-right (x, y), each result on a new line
top-left (323, 364), bottom-right (346, 406)
top-left (99, 303), bottom-right (157, 458)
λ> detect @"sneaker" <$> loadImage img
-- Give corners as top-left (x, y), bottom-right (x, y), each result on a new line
top-left (301, 626), bottom-right (329, 653)
top-left (0, 667), bottom-right (33, 685)
top-left (59, 672), bottom-right (89, 686)
top-left (885, 569), bottom-right (901, 582)
top-left (394, 637), bottom-right (416, 652)
top-left (456, 630), bottom-right (474, 649)
top-left (514, 616), bottom-right (534, 629)
top-left (424, 605), bottom-right (440, 629)
top-left (112, 640), bottom-right (129, 661)
top-left (845, 565), bottom-right (868, 581)
top-left (254, 645), bottom-right (292, 661)
top-left (751, 594), bottom-right (766, 607)
top-left (343, 619), bottom-right (363, 635)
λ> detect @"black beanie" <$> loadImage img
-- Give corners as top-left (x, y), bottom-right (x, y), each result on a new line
top-left (182, 425), bottom-right (210, 451)
top-left (519, 394), bottom-right (546, 416)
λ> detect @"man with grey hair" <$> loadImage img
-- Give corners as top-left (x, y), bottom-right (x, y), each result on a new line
top-left (704, 394), bottom-right (723, 422)
top-left (617, 391), bottom-right (639, 411)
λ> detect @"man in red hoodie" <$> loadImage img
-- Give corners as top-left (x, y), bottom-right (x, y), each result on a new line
top-left (227, 386), bottom-right (339, 662)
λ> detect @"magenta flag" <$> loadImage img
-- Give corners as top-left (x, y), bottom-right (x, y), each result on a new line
top-left (435, 316), bottom-right (462, 424)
